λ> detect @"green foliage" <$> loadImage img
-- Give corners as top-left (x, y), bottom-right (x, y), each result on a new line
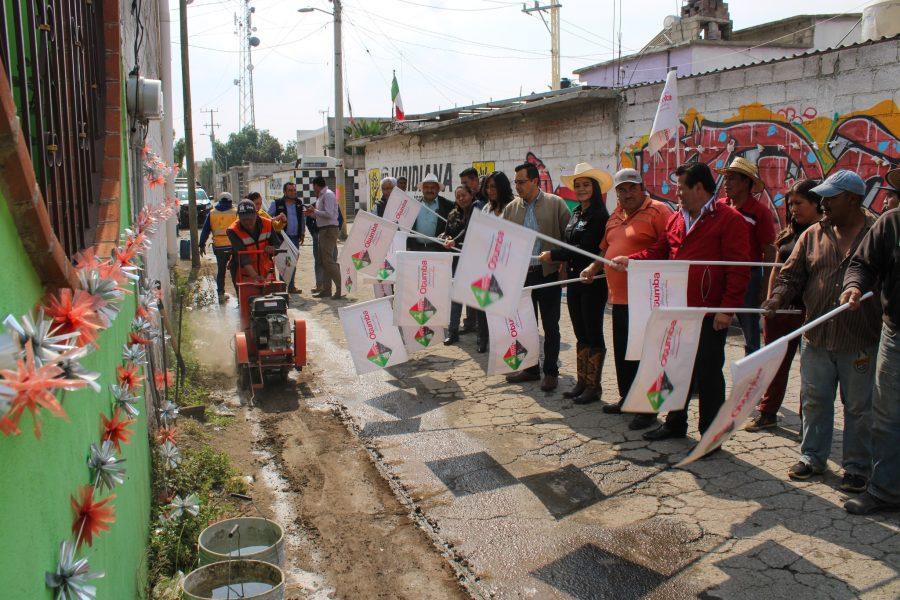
top-left (173, 138), bottom-right (185, 168)
top-left (147, 421), bottom-right (246, 591)
top-left (213, 126), bottom-right (287, 170)
top-left (344, 118), bottom-right (388, 139)
top-left (280, 140), bottom-right (299, 164)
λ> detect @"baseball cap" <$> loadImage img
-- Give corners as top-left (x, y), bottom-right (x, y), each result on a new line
top-left (811, 170), bottom-right (866, 198)
top-left (236, 200), bottom-right (256, 215)
top-left (219, 191), bottom-right (232, 202)
top-left (613, 168), bottom-right (642, 189)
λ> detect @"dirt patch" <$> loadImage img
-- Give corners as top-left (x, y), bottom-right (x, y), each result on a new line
top-left (184, 262), bottom-right (468, 600)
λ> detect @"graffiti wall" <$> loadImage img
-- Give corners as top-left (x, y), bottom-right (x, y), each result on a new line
top-left (621, 101), bottom-right (900, 225)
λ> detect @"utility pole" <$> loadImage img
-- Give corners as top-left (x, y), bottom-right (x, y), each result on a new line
top-left (179, 0), bottom-right (200, 268)
top-left (201, 108), bottom-right (220, 198)
top-left (522, 1), bottom-right (562, 90)
top-left (332, 0), bottom-right (346, 219)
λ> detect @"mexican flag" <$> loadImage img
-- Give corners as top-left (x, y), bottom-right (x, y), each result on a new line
top-left (391, 72), bottom-right (404, 121)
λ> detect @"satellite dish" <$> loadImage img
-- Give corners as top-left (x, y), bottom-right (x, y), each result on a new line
top-left (664, 15), bottom-right (679, 28)
top-left (249, 36), bottom-right (260, 47)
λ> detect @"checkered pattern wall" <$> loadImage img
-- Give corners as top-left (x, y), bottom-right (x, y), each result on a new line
top-left (296, 169), bottom-right (366, 216)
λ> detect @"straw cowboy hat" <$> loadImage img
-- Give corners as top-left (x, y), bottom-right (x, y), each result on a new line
top-left (418, 172), bottom-right (445, 192)
top-left (561, 163), bottom-right (614, 194)
top-left (719, 157), bottom-right (764, 193)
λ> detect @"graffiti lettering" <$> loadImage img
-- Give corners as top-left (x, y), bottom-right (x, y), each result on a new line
top-left (378, 163), bottom-right (453, 191)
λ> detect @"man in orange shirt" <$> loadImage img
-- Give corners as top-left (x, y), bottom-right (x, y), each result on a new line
top-left (581, 168), bottom-right (673, 430)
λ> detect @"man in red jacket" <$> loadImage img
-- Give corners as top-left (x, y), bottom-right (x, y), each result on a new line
top-left (610, 163), bottom-right (750, 441)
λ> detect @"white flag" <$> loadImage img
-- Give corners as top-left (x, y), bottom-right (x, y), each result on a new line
top-left (374, 232), bottom-right (408, 283)
top-left (677, 340), bottom-right (789, 467)
top-left (381, 188), bottom-right (421, 230)
top-left (626, 260), bottom-right (689, 360)
top-left (622, 308), bottom-right (704, 414)
top-left (337, 210), bottom-right (399, 278)
top-left (451, 210), bottom-right (537, 317)
top-left (373, 282), bottom-right (393, 299)
top-left (273, 236), bottom-right (299, 286)
top-left (394, 252), bottom-right (453, 328)
top-left (339, 298), bottom-right (408, 375)
top-left (485, 292), bottom-right (540, 376)
top-left (401, 325), bottom-right (446, 355)
top-left (647, 69), bottom-right (679, 157)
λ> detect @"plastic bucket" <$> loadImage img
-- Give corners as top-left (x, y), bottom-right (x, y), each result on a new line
top-left (181, 559), bottom-right (284, 599)
top-left (198, 517), bottom-right (284, 567)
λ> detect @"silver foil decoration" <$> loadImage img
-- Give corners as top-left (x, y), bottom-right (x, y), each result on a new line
top-left (130, 316), bottom-right (159, 342)
top-left (167, 493), bottom-right (201, 519)
top-left (137, 288), bottom-right (160, 318)
top-left (121, 344), bottom-right (147, 365)
top-left (56, 348), bottom-right (102, 393)
top-left (110, 384), bottom-right (140, 417)
top-left (0, 329), bottom-right (18, 371)
top-left (45, 540), bottom-right (104, 600)
top-left (2, 311), bottom-right (78, 367)
top-left (88, 441), bottom-right (126, 492)
top-left (77, 270), bottom-right (123, 326)
top-left (158, 401), bottom-right (179, 426)
top-left (0, 382), bottom-right (13, 415)
top-left (159, 441), bottom-right (181, 470)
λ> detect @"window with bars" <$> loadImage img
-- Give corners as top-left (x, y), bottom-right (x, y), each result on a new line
top-left (0, 0), bottom-right (107, 257)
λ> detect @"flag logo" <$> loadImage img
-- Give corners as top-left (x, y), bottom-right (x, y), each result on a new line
top-left (503, 340), bottom-right (528, 370)
top-left (646, 371), bottom-right (674, 410)
top-left (414, 326), bottom-right (435, 347)
top-left (470, 274), bottom-right (503, 308)
top-left (344, 273), bottom-right (354, 292)
top-left (409, 297), bottom-right (437, 325)
top-left (352, 250), bottom-right (371, 270)
top-left (366, 341), bottom-right (392, 367)
top-left (377, 259), bottom-right (395, 281)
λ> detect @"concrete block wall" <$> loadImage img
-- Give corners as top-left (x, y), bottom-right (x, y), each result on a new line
top-left (364, 101), bottom-right (619, 210)
top-left (619, 37), bottom-right (900, 222)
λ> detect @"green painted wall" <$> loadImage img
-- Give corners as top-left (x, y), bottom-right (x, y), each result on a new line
top-left (0, 92), bottom-right (151, 598)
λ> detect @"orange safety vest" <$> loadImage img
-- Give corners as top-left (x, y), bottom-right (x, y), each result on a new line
top-left (209, 207), bottom-right (238, 248)
top-left (228, 216), bottom-right (276, 276)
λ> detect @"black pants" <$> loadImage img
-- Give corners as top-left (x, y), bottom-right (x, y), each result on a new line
top-left (525, 268), bottom-right (562, 377)
top-left (612, 304), bottom-right (639, 400)
top-left (213, 247), bottom-right (235, 295)
top-left (567, 279), bottom-right (607, 350)
top-left (665, 315), bottom-right (727, 434)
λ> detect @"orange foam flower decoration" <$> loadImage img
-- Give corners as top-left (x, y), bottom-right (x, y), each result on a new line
top-left (71, 485), bottom-right (116, 547)
top-left (0, 342), bottom-right (86, 438)
top-left (72, 247), bottom-right (105, 272)
top-left (43, 289), bottom-right (103, 348)
top-left (154, 370), bottom-right (174, 391)
top-left (128, 331), bottom-right (152, 346)
top-left (156, 426), bottom-right (177, 445)
top-left (116, 363), bottom-right (143, 392)
top-left (101, 409), bottom-right (136, 452)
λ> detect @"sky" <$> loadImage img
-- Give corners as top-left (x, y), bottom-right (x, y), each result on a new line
top-left (169, 0), bottom-right (869, 160)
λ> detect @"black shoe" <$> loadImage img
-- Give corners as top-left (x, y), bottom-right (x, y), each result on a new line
top-left (788, 461), bottom-right (819, 481)
top-left (572, 387), bottom-right (599, 405)
top-left (642, 425), bottom-right (686, 441)
top-left (602, 402), bottom-right (623, 414)
top-left (628, 413), bottom-right (657, 430)
top-left (313, 290), bottom-right (331, 298)
top-left (506, 370), bottom-right (541, 383)
top-left (745, 412), bottom-right (778, 432)
top-left (844, 491), bottom-right (900, 515)
top-left (443, 333), bottom-right (460, 345)
top-left (840, 473), bottom-right (868, 493)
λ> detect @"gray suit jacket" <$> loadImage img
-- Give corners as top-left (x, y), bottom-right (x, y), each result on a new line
top-left (501, 190), bottom-right (571, 276)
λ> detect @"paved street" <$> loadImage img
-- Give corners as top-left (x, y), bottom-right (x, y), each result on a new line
top-left (286, 242), bottom-right (898, 599)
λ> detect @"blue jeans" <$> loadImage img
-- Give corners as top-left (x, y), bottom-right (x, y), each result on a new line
top-left (737, 266), bottom-right (762, 355)
top-left (870, 324), bottom-right (900, 503)
top-left (799, 341), bottom-right (875, 476)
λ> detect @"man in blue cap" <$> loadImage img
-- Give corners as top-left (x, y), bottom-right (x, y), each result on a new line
top-left (763, 170), bottom-right (881, 492)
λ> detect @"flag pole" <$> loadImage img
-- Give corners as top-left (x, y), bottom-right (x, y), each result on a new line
top-left (365, 210), bottom-right (459, 252)
top-left (656, 307), bottom-right (803, 315)
top-left (524, 275), bottom-right (605, 291)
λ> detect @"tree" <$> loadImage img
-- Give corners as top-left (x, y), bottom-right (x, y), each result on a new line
top-left (344, 119), bottom-right (387, 140)
top-left (213, 126), bottom-right (285, 171)
top-left (173, 138), bottom-right (185, 168)
top-left (197, 159), bottom-right (215, 194)
top-left (280, 140), bottom-right (299, 164)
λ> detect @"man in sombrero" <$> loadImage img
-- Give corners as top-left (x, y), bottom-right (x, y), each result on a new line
top-left (720, 157), bottom-right (777, 355)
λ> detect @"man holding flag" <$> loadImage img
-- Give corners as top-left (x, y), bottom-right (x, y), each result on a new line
top-left (610, 163), bottom-right (750, 441)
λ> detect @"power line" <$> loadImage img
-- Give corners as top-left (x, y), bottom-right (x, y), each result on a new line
top-left (393, 0), bottom-right (512, 11)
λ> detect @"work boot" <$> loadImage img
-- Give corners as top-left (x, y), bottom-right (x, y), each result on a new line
top-left (563, 343), bottom-right (587, 399)
top-left (844, 491), bottom-right (900, 515)
top-left (574, 349), bottom-right (603, 405)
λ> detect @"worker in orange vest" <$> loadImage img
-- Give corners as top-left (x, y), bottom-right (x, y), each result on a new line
top-left (200, 191), bottom-right (238, 303)
top-left (227, 200), bottom-right (281, 283)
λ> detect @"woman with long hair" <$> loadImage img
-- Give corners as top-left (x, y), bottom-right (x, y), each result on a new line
top-left (443, 185), bottom-right (485, 344)
top-left (539, 163), bottom-right (611, 404)
top-left (746, 179), bottom-right (823, 431)
top-left (472, 171), bottom-right (517, 352)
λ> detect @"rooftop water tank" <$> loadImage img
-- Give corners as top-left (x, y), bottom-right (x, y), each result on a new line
top-left (861, 0), bottom-right (900, 41)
